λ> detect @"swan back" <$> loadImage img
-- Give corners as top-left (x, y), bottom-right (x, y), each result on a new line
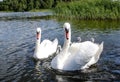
top-left (81, 42), bottom-right (104, 69)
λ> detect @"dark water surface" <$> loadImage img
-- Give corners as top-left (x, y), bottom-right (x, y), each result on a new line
top-left (0, 12), bottom-right (120, 82)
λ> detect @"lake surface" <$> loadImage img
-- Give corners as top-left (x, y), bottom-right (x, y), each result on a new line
top-left (0, 12), bottom-right (120, 82)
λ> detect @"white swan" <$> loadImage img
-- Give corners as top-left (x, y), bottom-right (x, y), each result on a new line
top-left (33, 27), bottom-right (58, 59)
top-left (51, 22), bottom-right (104, 71)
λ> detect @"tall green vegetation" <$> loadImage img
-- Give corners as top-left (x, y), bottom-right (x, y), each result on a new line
top-left (0, 0), bottom-right (57, 11)
top-left (0, 0), bottom-right (76, 11)
top-left (54, 0), bottom-right (120, 20)
top-left (0, 0), bottom-right (119, 20)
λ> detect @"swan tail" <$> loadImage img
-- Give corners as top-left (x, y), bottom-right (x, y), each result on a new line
top-left (95, 41), bottom-right (104, 61)
top-left (81, 42), bottom-right (104, 70)
top-left (91, 41), bottom-right (104, 63)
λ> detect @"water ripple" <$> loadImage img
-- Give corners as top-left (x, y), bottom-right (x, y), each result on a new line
top-left (0, 13), bottom-right (120, 81)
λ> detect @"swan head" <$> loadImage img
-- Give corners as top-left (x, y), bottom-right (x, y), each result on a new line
top-left (36, 27), bottom-right (41, 40)
top-left (63, 22), bottom-right (71, 40)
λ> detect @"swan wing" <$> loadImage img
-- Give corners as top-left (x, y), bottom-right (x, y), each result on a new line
top-left (52, 38), bottom-right (58, 52)
top-left (57, 41), bottom-right (102, 71)
top-left (40, 39), bottom-right (52, 47)
top-left (70, 41), bottom-right (100, 68)
top-left (61, 42), bottom-right (93, 70)
top-left (69, 42), bottom-right (81, 55)
top-left (40, 39), bottom-right (58, 56)
top-left (40, 38), bottom-right (58, 48)
top-left (81, 42), bottom-right (104, 69)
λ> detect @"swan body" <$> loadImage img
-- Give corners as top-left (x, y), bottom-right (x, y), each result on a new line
top-left (33, 28), bottom-right (58, 59)
top-left (51, 22), bottom-right (103, 71)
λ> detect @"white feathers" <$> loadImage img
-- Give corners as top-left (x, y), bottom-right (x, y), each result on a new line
top-left (36, 28), bottom-right (41, 32)
top-left (33, 28), bottom-right (58, 59)
top-left (33, 22), bottom-right (104, 71)
top-left (51, 22), bottom-right (104, 71)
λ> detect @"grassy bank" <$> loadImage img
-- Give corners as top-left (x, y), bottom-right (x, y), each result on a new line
top-left (29, 9), bottom-right (52, 12)
top-left (53, 0), bottom-right (120, 20)
top-left (0, 9), bottom-right (52, 12)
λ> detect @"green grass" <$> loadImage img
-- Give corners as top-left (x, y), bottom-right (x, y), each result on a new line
top-left (0, 9), bottom-right (52, 12)
top-left (53, 0), bottom-right (120, 20)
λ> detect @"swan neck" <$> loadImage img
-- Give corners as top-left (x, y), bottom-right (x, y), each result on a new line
top-left (63, 30), bottom-right (71, 51)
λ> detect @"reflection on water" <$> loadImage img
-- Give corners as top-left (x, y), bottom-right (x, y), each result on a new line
top-left (0, 12), bottom-right (120, 82)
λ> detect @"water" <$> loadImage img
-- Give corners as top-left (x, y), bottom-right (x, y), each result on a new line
top-left (0, 12), bottom-right (52, 19)
top-left (0, 12), bottom-right (120, 82)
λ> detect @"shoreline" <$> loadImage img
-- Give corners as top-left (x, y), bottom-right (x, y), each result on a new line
top-left (0, 9), bottom-right (52, 12)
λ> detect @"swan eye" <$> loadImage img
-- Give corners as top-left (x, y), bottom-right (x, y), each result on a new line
top-left (65, 28), bottom-right (69, 33)
top-left (36, 32), bottom-right (39, 34)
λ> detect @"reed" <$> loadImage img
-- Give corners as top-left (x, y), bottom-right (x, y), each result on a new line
top-left (53, 0), bottom-right (120, 20)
